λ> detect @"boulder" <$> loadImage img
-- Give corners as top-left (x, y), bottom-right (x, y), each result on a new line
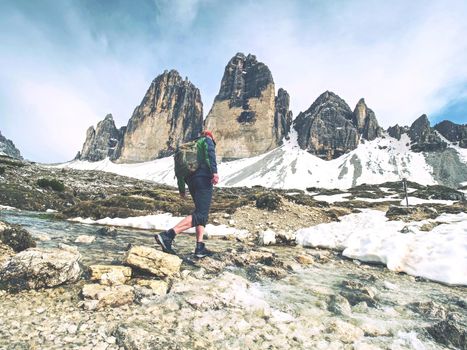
top-left (326, 319), bottom-right (364, 343)
top-left (74, 235), bottom-right (95, 244)
top-left (204, 53), bottom-right (287, 160)
top-left (293, 91), bottom-right (360, 160)
top-left (340, 280), bottom-right (377, 307)
top-left (328, 294), bottom-right (352, 317)
top-left (0, 246), bottom-right (81, 290)
top-left (0, 221), bottom-right (36, 252)
top-left (123, 245), bottom-right (182, 277)
top-left (96, 226), bottom-right (118, 236)
top-left (89, 265), bottom-right (132, 285)
top-left (82, 283), bottom-right (135, 310)
top-left (117, 70), bottom-right (203, 162)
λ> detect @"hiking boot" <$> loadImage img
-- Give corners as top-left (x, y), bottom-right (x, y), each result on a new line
top-left (194, 242), bottom-right (212, 258)
top-left (155, 230), bottom-right (176, 255)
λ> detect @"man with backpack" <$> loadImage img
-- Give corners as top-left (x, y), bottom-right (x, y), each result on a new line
top-left (155, 130), bottom-right (219, 258)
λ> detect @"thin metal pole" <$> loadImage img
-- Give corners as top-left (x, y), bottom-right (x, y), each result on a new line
top-left (403, 178), bottom-right (409, 207)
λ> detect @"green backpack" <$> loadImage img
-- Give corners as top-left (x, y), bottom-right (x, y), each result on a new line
top-left (174, 138), bottom-right (202, 178)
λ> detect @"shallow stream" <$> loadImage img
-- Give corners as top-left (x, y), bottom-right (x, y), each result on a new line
top-left (1, 209), bottom-right (466, 349)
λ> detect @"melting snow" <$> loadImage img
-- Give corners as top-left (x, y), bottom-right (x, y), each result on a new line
top-left (296, 209), bottom-right (467, 286)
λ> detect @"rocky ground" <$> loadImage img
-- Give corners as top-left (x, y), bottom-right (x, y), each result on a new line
top-left (0, 155), bottom-right (466, 349)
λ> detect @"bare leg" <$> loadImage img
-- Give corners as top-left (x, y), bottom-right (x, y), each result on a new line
top-left (196, 225), bottom-right (204, 242)
top-left (172, 215), bottom-right (193, 234)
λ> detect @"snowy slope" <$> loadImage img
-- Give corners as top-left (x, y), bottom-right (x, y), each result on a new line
top-left (57, 131), bottom-right (466, 190)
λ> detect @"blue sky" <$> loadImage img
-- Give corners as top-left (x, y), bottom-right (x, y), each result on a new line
top-left (1, 0), bottom-right (466, 162)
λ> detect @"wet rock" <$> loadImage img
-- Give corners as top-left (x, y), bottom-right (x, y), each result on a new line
top-left (340, 280), bottom-right (377, 307)
top-left (407, 301), bottom-right (447, 319)
top-left (114, 323), bottom-right (176, 350)
top-left (74, 235), bottom-right (95, 244)
top-left (295, 254), bottom-right (314, 265)
top-left (256, 265), bottom-right (287, 279)
top-left (96, 226), bottom-right (118, 236)
top-left (326, 319), bottom-right (364, 343)
top-left (123, 245), bottom-right (182, 278)
top-left (258, 230), bottom-right (276, 245)
top-left (328, 294), bottom-right (352, 317)
top-left (134, 279), bottom-right (168, 296)
top-left (81, 284), bottom-right (135, 310)
top-left (192, 257), bottom-right (226, 274)
top-left (0, 221), bottom-right (36, 252)
top-left (255, 192), bottom-right (282, 211)
top-left (0, 247), bottom-right (81, 291)
top-left (426, 315), bottom-right (467, 349)
top-left (89, 265), bottom-right (132, 286)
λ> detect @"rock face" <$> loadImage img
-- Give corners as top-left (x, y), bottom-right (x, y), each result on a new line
top-left (0, 131), bottom-right (22, 160)
top-left (204, 53), bottom-right (291, 160)
top-left (352, 98), bottom-right (381, 141)
top-left (294, 91), bottom-right (359, 160)
top-left (123, 245), bottom-right (182, 277)
top-left (0, 246), bottom-right (81, 291)
top-left (387, 124), bottom-right (407, 140)
top-left (274, 88), bottom-right (293, 142)
top-left (435, 120), bottom-right (467, 148)
top-left (117, 70), bottom-right (203, 163)
top-left (409, 115), bottom-right (447, 152)
top-left (76, 114), bottom-right (125, 161)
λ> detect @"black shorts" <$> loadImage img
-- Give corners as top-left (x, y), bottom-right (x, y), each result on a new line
top-left (186, 175), bottom-right (213, 227)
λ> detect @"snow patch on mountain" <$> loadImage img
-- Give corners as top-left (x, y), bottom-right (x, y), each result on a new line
top-left (57, 132), bottom-right (466, 190)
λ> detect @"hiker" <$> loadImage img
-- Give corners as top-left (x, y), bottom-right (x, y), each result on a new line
top-left (155, 130), bottom-right (219, 258)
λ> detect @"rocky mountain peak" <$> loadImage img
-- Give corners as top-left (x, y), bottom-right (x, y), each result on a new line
top-left (293, 91), bottom-right (359, 160)
top-left (352, 98), bottom-right (381, 141)
top-left (216, 52), bottom-right (274, 109)
top-left (77, 113), bottom-right (124, 161)
top-left (116, 69), bottom-right (203, 162)
top-left (434, 120), bottom-right (467, 148)
top-left (409, 115), bottom-right (446, 152)
top-left (0, 131), bottom-right (22, 160)
top-left (204, 52), bottom-right (287, 160)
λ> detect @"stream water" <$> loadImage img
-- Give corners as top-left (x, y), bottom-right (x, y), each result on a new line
top-left (1, 209), bottom-right (466, 349)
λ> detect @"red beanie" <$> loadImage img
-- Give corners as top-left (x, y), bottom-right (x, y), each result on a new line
top-left (202, 130), bottom-right (215, 141)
